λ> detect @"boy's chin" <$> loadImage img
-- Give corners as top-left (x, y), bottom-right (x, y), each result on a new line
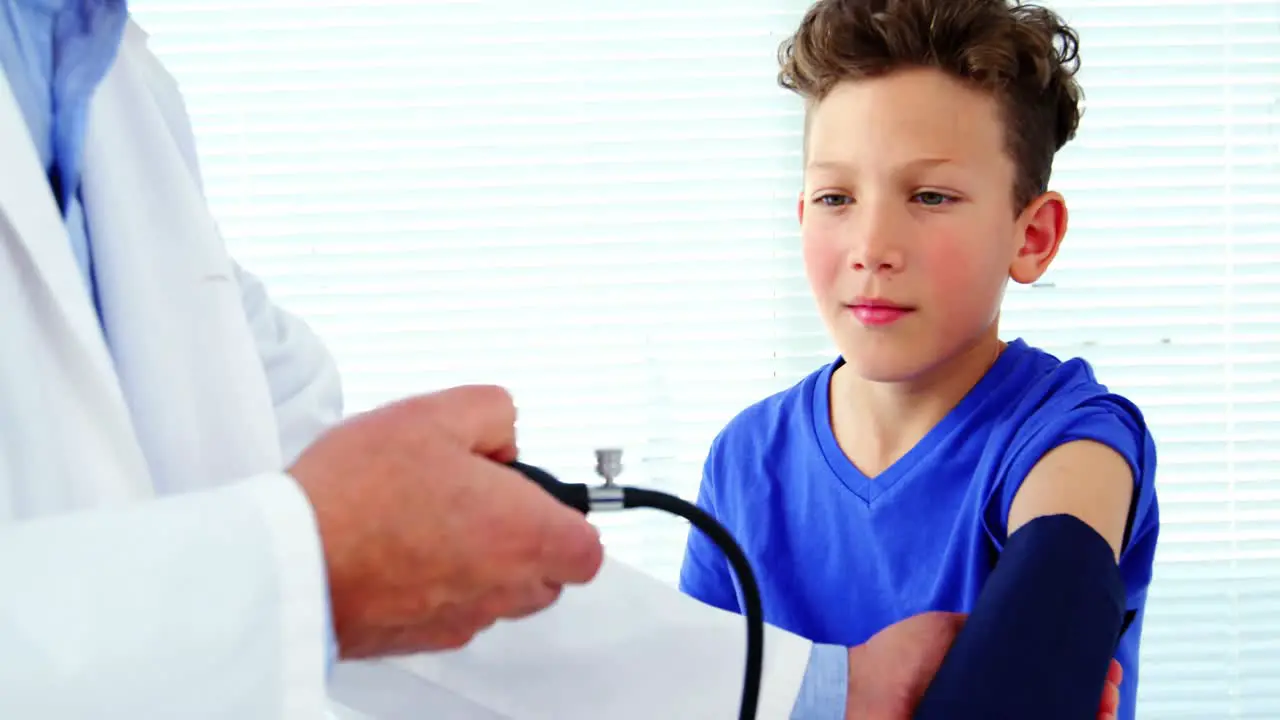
top-left (835, 328), bottom-right (1003, 388)
top-left (837, 346), bottom-right (939, 385)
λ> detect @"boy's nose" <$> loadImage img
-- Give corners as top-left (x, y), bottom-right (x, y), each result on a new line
top-left (847, 215), bottom-right (906, 273)
top-left (851, 253), bottom-right (901, 273)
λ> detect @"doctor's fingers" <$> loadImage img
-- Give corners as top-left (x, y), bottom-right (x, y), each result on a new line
top-left (398, 385), bottom-right (519, 462)
top-left (482, 580), bottom-right (565, 622)
top-left (480, 461), bottom-right (605, 586)
top-left (407, 581), bottom-right (560, 651)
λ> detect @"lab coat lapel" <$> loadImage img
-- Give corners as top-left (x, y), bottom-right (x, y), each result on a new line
top-left (0, 73), bottom-right (153, 517)
top-left (80, 29), bottom-right (284, 495)
top-left (0, 74), bottom-right (122, 400)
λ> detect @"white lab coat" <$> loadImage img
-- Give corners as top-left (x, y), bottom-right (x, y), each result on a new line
top-left (0, 18), bottom-right (816, 720)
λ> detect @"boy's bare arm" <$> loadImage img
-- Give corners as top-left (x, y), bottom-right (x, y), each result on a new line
top-left (1006, 439), bottom-right (1136, 561)
top-left (907, 439), bottom-right (1136, 719)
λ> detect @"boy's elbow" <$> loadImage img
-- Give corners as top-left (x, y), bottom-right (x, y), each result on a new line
top-left (1007, 439), bottom-right (1136, 562)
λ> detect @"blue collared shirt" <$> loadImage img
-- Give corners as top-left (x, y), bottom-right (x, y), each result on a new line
top-left (0, 4), bottom-right (846, 714)
top-left (0, 0), bottom-right (124, 310)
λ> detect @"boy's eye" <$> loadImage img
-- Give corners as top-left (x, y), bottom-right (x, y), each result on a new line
top-left (914, 191), bottom-right (952, 206)
top-left (816, 194), bottom-right (852, 207)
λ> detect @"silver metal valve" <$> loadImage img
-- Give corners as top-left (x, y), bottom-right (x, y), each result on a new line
top-left (588, 448), bottom-right (625, 511)
top-left (594, 448), bottom-right (623, 487)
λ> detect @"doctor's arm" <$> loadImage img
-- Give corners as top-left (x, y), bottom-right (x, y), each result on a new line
top-left (0, 387), bottom-right (605, 718)
top-left (233, 260), bottom-right (348, 667)
top-left (234, 261), bottom-right (344, 465)
top-left (0, 473), bottom-right (333, 719)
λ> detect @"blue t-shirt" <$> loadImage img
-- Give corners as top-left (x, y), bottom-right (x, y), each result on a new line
top-left (679, 338), bottom-right (1159, 720)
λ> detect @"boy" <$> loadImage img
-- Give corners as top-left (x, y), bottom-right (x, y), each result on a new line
top-left (678, 1), bottom-right (1160, 718)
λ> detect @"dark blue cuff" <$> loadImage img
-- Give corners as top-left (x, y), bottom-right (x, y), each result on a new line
top-left (914, 514), bottom-right (1126, 719)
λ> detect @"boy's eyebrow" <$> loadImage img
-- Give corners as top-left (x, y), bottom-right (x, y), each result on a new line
top-left (805, 157), bottom-right (960, 173)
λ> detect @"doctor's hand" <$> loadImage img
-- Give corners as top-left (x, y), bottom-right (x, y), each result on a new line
top-left (289, 384), bottom-right (605, 660)
top-left (845, 611), bottom-right (967, 720)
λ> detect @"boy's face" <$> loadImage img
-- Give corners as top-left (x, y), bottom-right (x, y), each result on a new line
top-left (798, 67), bottom-right (1065, 384)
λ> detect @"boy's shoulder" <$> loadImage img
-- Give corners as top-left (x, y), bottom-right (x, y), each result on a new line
top-left (981, 341), bottom-right (1159, 550)
top-left (992, 340), bottom-right (1151, 440)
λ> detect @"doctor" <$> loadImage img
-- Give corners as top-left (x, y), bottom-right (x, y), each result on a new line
top-left (0, 3), bottom-right (965, 719)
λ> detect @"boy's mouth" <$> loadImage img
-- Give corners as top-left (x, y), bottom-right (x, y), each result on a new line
top-left (847, 297), bottom-right (915, 326)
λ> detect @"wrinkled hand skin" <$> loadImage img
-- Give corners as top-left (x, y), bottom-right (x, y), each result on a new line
top-left (291, 385), bottom-right (605, 659)
top-left (844, 612), bottom-right (1125, 720)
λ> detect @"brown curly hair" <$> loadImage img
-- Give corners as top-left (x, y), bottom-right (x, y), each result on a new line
top-left (778, 0), bottom-right (1084, 212)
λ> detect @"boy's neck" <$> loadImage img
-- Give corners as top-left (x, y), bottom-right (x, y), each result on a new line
top-left (829, 331), bottom-right (1006, 478)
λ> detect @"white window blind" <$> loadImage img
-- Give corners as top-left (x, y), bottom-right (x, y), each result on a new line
top-left (127, 1), bottom-right (1280, 716)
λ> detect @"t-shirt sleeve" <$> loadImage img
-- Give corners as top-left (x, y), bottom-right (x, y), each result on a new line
top-left (678, 439), bottom-right (742, 614)
top-left (983, 391), bottom-right (1160, 606)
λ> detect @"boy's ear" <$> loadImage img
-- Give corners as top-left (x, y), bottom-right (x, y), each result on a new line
top-left (1010, 191), bottom-right (1068, 285)
top-left (796, 192), bottom-right (805, 225)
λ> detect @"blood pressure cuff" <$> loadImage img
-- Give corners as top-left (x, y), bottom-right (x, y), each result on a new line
top-left (913, 514), bottom-right (1128, 719)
